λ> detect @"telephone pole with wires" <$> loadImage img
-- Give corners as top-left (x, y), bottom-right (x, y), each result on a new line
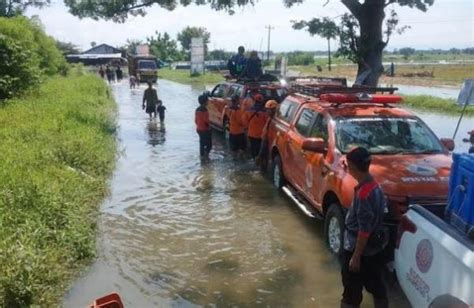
top-left (265, 25), bottom-right (274, 63)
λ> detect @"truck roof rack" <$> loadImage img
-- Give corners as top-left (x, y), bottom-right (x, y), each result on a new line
top-left (225, 73), bottom-right (281, 84)
top-left (290, 83), bottom-right (398, 97)
top-left (286, 76), bottom-right (348, 87)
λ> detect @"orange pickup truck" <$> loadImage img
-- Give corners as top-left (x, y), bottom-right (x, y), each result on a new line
top-left (206, 78), bottom-right (289, 138)
top-left (265, 84), bottom-right (454, 256)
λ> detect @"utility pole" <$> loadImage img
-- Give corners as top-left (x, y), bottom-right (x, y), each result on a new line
top-left (265, 25), bottom-right (274, 63)
top-left (327, 38), bottom-right (332, 71)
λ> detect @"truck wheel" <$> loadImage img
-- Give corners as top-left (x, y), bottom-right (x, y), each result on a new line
top-left (271, 154), bottom-right (285, 190)
top-left (325, 204), bottom-right (345, 256)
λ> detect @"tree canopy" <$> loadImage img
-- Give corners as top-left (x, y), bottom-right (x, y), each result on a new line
top-left (177, 26), bottom-right (210, 53)
top-left (147, 31), bottom-right (183, 61)
top-left (0, 0), bottom-right (50, 17)
top-left (63, 0), bottom-right (435, 85)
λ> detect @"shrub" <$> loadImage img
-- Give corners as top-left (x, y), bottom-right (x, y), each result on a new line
top-left (0, 16), bottom-right (67, 100)
top-left (0, 34), bottom-right (41, 99)
top-left (286, 51), bottom-right (315, 66)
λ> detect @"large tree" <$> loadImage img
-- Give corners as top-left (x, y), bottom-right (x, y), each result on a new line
top-left (63, 0), bottom-right (435, 85)
top-left (0, 0), bottom-right (50, 17)
top-left (147, 31), bottom-right (183, 61)
top-left (177, 26), bottom-right (210, 53)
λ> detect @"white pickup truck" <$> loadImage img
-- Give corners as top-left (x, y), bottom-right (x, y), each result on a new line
top-left (394, 205), bottom-right (474, 307)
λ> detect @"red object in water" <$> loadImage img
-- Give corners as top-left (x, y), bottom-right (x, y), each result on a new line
top-left (88, 293), bottom-right (124, 308)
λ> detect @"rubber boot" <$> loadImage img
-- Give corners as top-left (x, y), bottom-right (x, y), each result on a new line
top-left (340, 302), bottom-right (359, 308)
top-left (373, 298), bottom-right (389, 308)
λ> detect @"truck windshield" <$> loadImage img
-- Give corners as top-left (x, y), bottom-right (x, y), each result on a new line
top-left (335, 117), bottom-right (444, 154)
top-left (138, 60), bottom-right (157, 70)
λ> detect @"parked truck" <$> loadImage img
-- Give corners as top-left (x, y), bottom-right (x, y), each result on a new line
top-left (128, 45), bottom-right (158, 83)
top-left (395, 153), bottom-right (474, 307)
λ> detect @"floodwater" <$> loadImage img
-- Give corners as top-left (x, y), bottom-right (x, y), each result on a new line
top-left (63, 79), bottom-right (472, 308)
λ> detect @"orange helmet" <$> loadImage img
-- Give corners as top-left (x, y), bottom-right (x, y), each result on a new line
top-left (265, 100), bottom-right (278, 109)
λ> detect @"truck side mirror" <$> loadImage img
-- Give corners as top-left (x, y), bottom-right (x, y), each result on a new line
top-left (440, 138), bottom-right (455, 151)
top-left (302, 138), bottom-right (327, 154)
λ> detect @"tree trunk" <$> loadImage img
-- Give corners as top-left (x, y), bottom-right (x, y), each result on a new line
top-left (355, 0), bottom-right (386, 86)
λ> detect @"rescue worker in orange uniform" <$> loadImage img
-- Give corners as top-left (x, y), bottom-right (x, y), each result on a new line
top-left (243, 93), bottom-right (268, 159)
top-left (195, 94), bottom-right (212, 159)
top-left (228, 95), bottom-right (247, 158)
top-left (256, 100), bottom-right (278, 171)
top-left (241, 89), bottom-right (256, 111)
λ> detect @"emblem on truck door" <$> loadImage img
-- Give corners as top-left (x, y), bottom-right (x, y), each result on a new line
top-left (407, 164), bottom-right (438, 176)
top-left (416, 239), bottom-right (434, 273)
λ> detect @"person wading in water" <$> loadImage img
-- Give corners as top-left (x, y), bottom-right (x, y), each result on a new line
top-left (142, 81), bottom-right (159, 120)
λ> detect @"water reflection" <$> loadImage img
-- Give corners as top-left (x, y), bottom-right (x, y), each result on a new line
top-left (146, 121), bottom-right (166, 146)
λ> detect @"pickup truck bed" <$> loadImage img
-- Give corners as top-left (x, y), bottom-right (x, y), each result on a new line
top-left (395, 205), bottom-right (474, 308)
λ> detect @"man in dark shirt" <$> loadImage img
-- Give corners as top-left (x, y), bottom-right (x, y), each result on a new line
top-left (227, 46), bottom-right (247, 77)
top-left (341, 147), bottom-right (388, 308)
top-left (142, 81), bottom-right (159, 120)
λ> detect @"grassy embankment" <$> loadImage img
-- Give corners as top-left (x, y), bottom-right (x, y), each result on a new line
top-left (402, 95), bottom-right (474, 116)
top-left (289, 63), bottom-right (474, 87)
top-left (0, 69), bottom-right (116, 306)
top-left (158, 67), bottom-right (224, 85)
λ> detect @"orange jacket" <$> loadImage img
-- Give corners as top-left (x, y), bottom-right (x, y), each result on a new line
top-left (243, 109), bottom-right (268, 139)
top-left (195, 106), bottom-right (210, 132)
top-left (241, 97), bottom-right (255, 111)
top-left (229, 108), bottom-right (245, 135)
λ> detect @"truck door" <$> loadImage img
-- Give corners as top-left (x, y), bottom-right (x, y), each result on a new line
top-left (306, 113), bottom-right (330, 206)
top-left (208, 84), bottom-right (228, 128)
top-left (286, 108), bottom-right (316, 191)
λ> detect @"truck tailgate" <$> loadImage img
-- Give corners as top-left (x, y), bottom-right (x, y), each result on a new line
top-left (395, 205), bottom-right (474, 307)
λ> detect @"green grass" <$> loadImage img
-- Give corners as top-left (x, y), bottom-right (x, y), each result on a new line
top-left (0, 69), bottom-right (117, 306)
top-left (158, 67), bottom-right (224, 85)
top-left (402, 95), bottom-right (474, 116)
top-left (288, 63), bottom-right (474, 87)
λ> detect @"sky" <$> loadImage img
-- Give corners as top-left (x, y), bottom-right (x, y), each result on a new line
top-left (26, 0), bottom-right (474, 53)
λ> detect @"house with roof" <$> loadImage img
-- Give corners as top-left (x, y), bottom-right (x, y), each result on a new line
top-left (66, 43), bottom-right (127, 66)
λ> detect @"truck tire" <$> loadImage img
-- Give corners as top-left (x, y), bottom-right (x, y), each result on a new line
top-left (271, 154), bottom-right (285, 190)
top-left (325, 203), bottom-right (345, 256)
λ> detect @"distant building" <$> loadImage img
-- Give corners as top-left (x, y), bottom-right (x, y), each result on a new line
top-left (66, 43), bottom-right (127, 66)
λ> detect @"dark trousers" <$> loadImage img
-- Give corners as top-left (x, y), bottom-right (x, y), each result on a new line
top-left (249, 137), bottom-right (262, 158)
top-left (198, 130), bottom-right (212, 157)
top-left (340, 249), bottom-right (387, 307)
top-left (157, 106), bottom-right (165, 122)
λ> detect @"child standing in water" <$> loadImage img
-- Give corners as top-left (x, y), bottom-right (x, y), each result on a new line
top-left (142, 81), bottom-right (159, 120)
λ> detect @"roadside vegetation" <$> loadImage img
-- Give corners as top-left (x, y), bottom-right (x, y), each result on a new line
top-left (0, 16), bottom-right (68, 100)
top-left (158, 67), bottom-right (224, 85)
top-left (0, 67), bottom-right (117, 307)
top-left (402, 95), bottom-right (474, 116)
top-left (0, 16), bottom-right (117, 307)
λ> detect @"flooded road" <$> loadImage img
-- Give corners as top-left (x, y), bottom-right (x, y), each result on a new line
top-left (64, 79), bottom-right (474, 308)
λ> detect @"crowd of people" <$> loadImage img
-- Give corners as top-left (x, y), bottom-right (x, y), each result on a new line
top-left (98, 65), bottom-right (123, 84)
top-left (194, 90), bottom-right (277, 164)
